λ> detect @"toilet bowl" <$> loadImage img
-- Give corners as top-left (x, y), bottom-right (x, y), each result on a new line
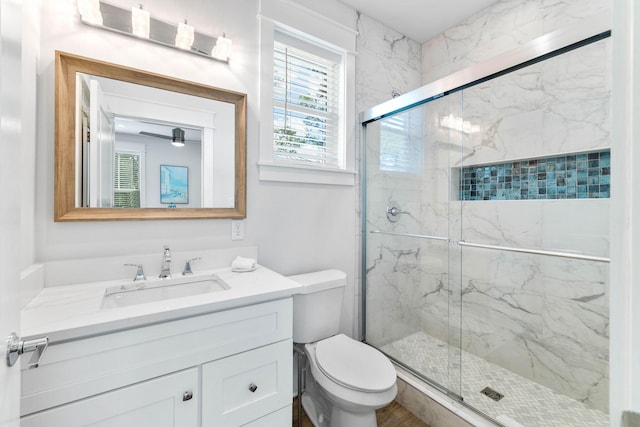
top-left (289, 270), bottom-right (397, 427)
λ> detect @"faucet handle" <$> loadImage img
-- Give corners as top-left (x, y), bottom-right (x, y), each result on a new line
top-left (182, 257), bottom-right (201, 276)
top-left (124, 263), bottom-right (146, 282)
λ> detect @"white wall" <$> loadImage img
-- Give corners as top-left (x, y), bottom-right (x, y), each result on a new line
top-left (21, 0), bottom-right (39, 269)
top-left (32, 0), bottom-right (358, 334)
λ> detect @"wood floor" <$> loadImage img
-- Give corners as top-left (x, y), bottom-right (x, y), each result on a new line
top-left (292, 398), bottom-right (430, 427)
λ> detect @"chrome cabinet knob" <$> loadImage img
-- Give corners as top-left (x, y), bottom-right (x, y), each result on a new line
top-left (248, 383), bottom-right (258, 393)
top-left (183, 390), bottom-right (193, 401)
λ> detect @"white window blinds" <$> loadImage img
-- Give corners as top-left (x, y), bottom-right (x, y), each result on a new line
top-left (113, 152), bottom-right (141, 208)
top-left (273, 33), bottom-right (342, 168)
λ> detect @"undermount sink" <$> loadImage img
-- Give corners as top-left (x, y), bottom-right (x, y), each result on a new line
top-left (100, 275), bottom-right (230, 309)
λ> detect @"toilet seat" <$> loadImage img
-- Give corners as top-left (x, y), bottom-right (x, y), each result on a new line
top-left (315, 334), bottom-right (396, 393)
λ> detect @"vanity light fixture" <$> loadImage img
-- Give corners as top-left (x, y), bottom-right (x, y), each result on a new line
top-left (175, 20), bottom-right (195, 50)
top-left (211, 34), bottom-right (232, 61)
top-left (171, 128), bottom-right (186, 147)
top-left (77, 1), bottom-right (232, 63)
top-left (131, 4), bottom-right (150, 39)
top-left (77, 0), bottom-right (102, 26)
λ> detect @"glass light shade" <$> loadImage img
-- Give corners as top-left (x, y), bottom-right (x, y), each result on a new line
top-left (77, 0), bottom-right (103, 25)
top-left (175, 22), bottom-right (195, 50)
top-left (211, 35), bottom-right (232, 61)
top-left (131, 6), bottom-right (150, 39)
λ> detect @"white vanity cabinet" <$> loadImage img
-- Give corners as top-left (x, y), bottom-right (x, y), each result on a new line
top-left (20, 298), bottom-right (293, 427)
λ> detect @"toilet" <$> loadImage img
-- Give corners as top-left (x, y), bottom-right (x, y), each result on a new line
top-left (289, 270), bottom-right (397, 427)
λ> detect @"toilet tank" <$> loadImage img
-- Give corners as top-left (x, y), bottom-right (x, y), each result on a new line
top-left (288, 269), bottom-right (346, 344)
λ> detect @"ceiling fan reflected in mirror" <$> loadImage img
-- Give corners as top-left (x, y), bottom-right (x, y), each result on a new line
top-left (114, 117), bottom-right (202, 147)
top-left (139, 127), bottom-right (199, 147)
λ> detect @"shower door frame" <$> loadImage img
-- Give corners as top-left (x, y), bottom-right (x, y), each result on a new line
top-left (359, 11), bottom-right (611, 416)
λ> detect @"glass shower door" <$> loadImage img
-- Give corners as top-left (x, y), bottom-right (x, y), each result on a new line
top-left (454, 38), bottom-right (610, 425)
top-left (363, 91), bottom-right (464, 397)
top-left (362, 31), bottom-right (610, 427)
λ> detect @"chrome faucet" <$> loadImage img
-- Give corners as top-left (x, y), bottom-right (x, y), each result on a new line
top-left (124, 263), bottom-right (146, 282)
top-left (159, 246), bottom-right (172, 279)
top-left (182, 257), bottom-right (201, 276)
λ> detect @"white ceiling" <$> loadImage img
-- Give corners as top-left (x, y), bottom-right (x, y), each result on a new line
top-left (339, 0), bottom-right (499, 43)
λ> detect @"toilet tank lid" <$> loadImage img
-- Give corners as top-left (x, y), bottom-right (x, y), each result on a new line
top-left (287, 269), bottom-right (346, 294)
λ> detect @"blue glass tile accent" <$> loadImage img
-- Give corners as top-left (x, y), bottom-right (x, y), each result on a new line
top-left (459, 150), bottom-right (611, 201)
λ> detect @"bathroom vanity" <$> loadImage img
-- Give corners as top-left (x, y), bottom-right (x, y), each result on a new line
top-left (19, 265), bottom-right (300, 426)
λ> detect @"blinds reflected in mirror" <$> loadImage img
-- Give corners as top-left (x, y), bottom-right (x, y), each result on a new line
top-left (114, 151), bottom-right (142, 208)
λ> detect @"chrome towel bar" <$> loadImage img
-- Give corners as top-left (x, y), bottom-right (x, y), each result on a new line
top-left (457, 240), bottom-right (610, 263)
top-left (369, 230), bottom-right (449, 241)
top-left (368, 230), bottom-right (610, 263)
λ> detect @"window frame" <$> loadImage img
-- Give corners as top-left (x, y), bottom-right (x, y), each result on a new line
top-left (258, 1), bottom-right (356, 186)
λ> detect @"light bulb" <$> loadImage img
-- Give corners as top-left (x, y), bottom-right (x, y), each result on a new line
top-left (175, 21), bottom-right (195, 50)
top-left (211, 34), bottom-right (232, 61)
top-left (131, 5), bottom-right (150, 39)
top-left (77, 0), bottom-right (103, 26)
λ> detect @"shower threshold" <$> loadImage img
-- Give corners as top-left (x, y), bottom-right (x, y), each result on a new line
top-left (380, 332), bottom-right (608, 427)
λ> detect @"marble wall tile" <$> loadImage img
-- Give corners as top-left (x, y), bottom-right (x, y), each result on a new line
top-left (356, 13), bottom-right (422, 112)
top-left (455, 249), bottom-right (609, 411)
top-left (421, 0), bottom-right (610, 84)
top-left (455, 39), bottom-right (610, 168)
top-left (541, 199), bottom-right (610, 257)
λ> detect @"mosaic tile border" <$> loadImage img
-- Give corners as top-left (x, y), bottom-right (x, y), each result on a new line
top-left (459, 150), bottom-right (610, 201)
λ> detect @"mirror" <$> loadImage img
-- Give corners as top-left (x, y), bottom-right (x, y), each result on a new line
top-left (55, 50), bottom-right (246, 221)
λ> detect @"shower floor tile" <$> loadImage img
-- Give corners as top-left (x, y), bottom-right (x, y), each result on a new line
top-left (380, 332), bottom-right (608, 427)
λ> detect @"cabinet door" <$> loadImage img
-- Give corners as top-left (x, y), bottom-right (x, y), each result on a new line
top-left (202, 340), bottom-right (292, 426)
top-left (21, 368), bottom-right (198, 427)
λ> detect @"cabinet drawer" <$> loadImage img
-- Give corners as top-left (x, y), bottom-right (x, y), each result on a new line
top-left (202, 339), bottom-right (292, 426)
top-left (21, 368), bottom-right (198, 427)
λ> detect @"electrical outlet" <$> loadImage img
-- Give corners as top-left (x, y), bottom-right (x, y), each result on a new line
top-left (231, 219), bottom-right (245, 240)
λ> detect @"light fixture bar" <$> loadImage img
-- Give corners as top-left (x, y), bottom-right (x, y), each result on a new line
top-left (78, 0), bottom-right (231, 63)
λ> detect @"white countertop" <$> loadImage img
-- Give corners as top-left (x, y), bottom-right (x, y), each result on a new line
top-left (21, 265), bottom-right (301, 343)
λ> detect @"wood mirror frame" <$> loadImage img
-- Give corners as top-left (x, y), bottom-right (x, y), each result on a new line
top-left (54, 51), bottom-right (246, 221)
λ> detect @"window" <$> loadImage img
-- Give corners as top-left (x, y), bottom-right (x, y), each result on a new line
top-left (273, 34), bottom-right (342, 169)
top-left (258, 0), bottom-right (356, 185)
top-left (113, 151), bottom-right (142, 208)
